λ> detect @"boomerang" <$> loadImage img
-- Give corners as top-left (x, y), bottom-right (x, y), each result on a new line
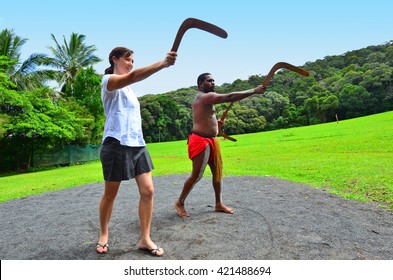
top-left (218, 62), bottom-right (309, 141)
top-left (171, 18), bottom-right (228, 52)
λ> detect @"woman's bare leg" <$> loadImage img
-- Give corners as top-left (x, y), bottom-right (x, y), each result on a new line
top-left (98, 181), bottom-right (121, 252)
top-left (135, 172), bottom-right (164, 256)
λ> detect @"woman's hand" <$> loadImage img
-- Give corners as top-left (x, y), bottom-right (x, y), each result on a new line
top-left (164, 51), bottom-right (177, 67)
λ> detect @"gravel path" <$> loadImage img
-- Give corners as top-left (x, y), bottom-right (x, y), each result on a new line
top-left (1, 175), bottom-right (392, 260)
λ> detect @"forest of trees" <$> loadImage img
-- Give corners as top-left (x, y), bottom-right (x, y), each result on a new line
top-left (1, 27), bottom-right (392, 171)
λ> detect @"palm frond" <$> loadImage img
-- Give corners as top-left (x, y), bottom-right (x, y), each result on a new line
top-left (48, 32), bottom-right (102, 95)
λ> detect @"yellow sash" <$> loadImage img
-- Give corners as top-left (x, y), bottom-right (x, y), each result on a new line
top-left (213, 137), bottom-right (223, 184)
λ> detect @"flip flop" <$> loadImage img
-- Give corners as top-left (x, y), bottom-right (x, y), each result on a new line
top-left (96, 242), bottom-right (109, 254)
top-left (139, 246), bottom-right (164, 257)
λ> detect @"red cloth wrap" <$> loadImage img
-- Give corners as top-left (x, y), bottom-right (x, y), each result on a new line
top-left (187, 133), bottom-right (215, 162)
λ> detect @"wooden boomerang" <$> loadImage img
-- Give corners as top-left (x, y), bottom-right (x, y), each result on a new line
top-left (171, 18), bottom-right (228, 52)
top-left (218, 62), bottom-right (309, 141)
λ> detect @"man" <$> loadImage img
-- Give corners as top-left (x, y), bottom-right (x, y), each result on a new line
top-left (174, 73), bottom-right (266, 218)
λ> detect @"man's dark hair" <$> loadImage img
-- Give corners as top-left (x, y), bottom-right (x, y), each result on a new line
top-left (197, 73), bottom-right (211, 87)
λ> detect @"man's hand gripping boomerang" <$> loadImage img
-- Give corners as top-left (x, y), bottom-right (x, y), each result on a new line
top-left (218, 62), bottom-right (310, 142)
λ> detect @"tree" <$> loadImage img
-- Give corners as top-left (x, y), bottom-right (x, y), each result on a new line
top-left (0, 62), bottom-right (93, 170)
top-left (338, 84), bottom-right (374, 119)
top-left (48, 32), bottom-right (101, 94)
top-left (266, 91), bottom-right (290, 118)
top-left (360, 63), bottom-right (392, 90)
top-left (304, 96), bottom-right (321, 124)
top-left (0, 28), bottom-right (56, 90)
top-left (319, 95), bottom-right (339, 122)
top-left (66, 67), bottom-right (104, 144)
top-left (236, 107), bottom-right (266, 133)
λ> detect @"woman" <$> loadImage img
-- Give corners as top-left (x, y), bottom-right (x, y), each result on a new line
top-left (97, 47), bottom-right (177, 256)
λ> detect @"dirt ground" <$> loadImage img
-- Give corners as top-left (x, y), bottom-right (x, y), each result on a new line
top-left (0, 175), bottom-right (392, 260)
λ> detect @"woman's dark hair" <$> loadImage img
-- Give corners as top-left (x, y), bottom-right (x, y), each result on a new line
top-left (104, 47), bottom-right (134, 74)
top-left (197, 73), bottom-right (211, 87)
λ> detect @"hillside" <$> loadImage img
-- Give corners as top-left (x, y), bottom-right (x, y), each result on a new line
top-left (139, 41), bottom-right (393, 143)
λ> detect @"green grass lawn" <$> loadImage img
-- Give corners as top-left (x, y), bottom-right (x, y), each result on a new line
top-left (1, 111), bottom-right (392, 209)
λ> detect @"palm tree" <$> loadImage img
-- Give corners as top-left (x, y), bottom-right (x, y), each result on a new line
top-left (48, 32), bottom-right (102, 94)
top-left (0, 28), bottom-right (57, 90)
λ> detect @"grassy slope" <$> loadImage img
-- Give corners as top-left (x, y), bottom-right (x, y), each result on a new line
top-left (1, 111), bottom-right (392, 208)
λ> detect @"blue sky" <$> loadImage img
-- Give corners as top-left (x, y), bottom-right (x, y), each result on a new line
top-left (1, 0), bottom-right (393, 95)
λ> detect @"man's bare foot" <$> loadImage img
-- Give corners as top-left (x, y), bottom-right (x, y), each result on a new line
top-left (174, 202), bottom-right (190, 218)
top-left (137, 240), bottom-right (164, 257)
top-left (215, 203), bottom-right (234, 214)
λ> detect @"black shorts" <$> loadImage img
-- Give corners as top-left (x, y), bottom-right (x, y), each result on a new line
top-left (100, 137), bottom-right (154, 181)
